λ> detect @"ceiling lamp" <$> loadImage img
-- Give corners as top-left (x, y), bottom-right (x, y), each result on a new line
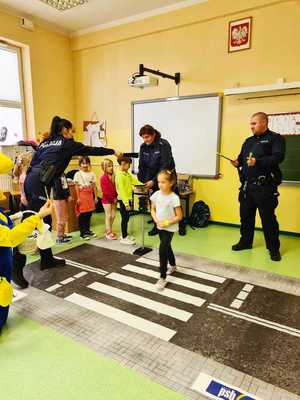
top-left (39, 0), bottom-right (88, 11)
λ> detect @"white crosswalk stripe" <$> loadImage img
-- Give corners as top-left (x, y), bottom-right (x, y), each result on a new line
top-left (136, 257), bottom-right (225, 283)
top-left (123, 264), bottom-right (217, 294)
top-left (57, 257), bottom-right (108, 276)
top-left (106, 272), bottom-right (206, 307)
top-left (58, 256), bottom-right (226, 342)
top-left (89, 281), bottom-right (192, 321)
top-left (66, 293), bottom-right (176, 341)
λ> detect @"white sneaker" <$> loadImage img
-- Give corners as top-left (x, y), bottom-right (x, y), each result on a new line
top-left (167, 265), bottom-right (176, 275)
top-left (156, 278), bottom-right (167, 291)
top-left (87, 230), bottom-right (97, 238)
top-left (128, 235), bottom-right (136, 241)
top-left (80, 234), bottom-right (90, 241)
top-left (120, 236), bottom-right (135, 245)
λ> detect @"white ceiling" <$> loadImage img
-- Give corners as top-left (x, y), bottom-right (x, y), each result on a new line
top-left (0, 0), bottom-right (207, 36)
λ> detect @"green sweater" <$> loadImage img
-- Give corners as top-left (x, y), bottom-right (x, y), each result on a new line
top-left (115, 170), bottom-right (141, 206)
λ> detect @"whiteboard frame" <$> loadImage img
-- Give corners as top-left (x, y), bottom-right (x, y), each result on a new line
top-left (131, 93), bottom-right (223, 178)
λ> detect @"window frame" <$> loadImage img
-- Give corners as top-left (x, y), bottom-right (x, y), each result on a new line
top-left (0, 43), bottom-right (26, 140)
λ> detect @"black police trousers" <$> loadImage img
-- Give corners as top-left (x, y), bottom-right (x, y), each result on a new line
top-left (239, 183), bottom-right (280, 252)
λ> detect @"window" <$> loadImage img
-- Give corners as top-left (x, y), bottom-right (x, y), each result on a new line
top-left (0, 45), bottom-right (25, 146)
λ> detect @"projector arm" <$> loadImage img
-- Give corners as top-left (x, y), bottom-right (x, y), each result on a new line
top-left (139, 64), bottom-right (180, 85)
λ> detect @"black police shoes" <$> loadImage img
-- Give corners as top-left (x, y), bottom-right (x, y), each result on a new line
top-left (12, 251), bottom-right (28, 289)
top-left (40, 257), bottom-right (66, 270)
top-left (232, 242), bottom-right (252, 251)
top-left (40, 248), bottom-right (66, 270)
top-left (12, 263), bottom-right (29, 289)
top-left (270, 251), bottom-right (281, 262)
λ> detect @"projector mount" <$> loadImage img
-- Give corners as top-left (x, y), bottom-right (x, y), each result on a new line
top-left (138, 64), bottom-right (181, 85)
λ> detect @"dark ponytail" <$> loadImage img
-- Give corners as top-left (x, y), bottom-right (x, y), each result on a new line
top-left (139, 124), bottom-right (161, 138)
top-left (49, 116), bottom-right (73, 138)
top-left (50, 116), bottom-right (62, 137)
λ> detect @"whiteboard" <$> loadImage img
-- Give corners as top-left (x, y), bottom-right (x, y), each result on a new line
top-left (132, 94), bottom-right (222, 177)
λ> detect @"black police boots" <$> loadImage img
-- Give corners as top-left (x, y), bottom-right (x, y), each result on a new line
top-left (12, 249), bottom-right (28, 289)
top-left (40, 248), bottom-right (66, 270)
top-left (232, 241), bottom-right (252, 251)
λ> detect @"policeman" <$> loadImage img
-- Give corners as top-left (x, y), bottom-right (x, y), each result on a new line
top-left (19, 116), bottom-right (120, 272)
top-left (137, 124), bottom-right (186, 236)
top-left (231, 112), bottom-right (285, 261)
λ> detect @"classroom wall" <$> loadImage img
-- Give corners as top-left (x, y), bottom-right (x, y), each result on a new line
top-left (71, 0), bottom-right (300, 233)
top-left (0, 9), bottom-right (74, 136)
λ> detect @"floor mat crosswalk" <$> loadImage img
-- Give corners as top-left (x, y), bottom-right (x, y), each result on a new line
top-left (29, 249), bottom-right (226, 342)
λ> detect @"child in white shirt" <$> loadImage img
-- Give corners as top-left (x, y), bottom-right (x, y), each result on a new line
top-left (150, 169), bottom-right (183, 290)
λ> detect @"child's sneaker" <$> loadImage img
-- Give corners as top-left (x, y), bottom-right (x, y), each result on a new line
top-left (63, 234), bottom-right (73, 240)
top-left (56, 237), bottom-right (71, 244)
top-left (167, 265), bottom-right (176, 275)
top-left (120, 236), bottom-right (135, 245)
top-left (127, 235), bottom-right (136, 241)
top-left (80, 234), bottom-right (90, 241)
top-left (156, 278), bottom-right (167, 291)
top-left (87, 230), bottom-right (97, 238)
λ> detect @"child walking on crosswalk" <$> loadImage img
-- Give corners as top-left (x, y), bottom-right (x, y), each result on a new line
top-left (150, 170), bottom-right (183, 290)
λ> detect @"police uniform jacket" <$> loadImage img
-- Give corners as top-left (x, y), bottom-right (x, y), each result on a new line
top-left (29, 135), bottom-right (114, 179)
top-left (237, 129), bottom-right (285, 184)
top-left (137, 133), bottom-right (175, 187)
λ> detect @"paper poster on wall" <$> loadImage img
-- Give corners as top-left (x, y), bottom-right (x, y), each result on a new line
top-left (268, 112), bottom-right (300, 135)
top-left (267, 112), bottom-right (300, 183)
top-left (83, 120), bottom-right (107, 147)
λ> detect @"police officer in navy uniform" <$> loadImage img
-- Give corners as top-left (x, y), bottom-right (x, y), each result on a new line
top-left (20, 116), bottom-right (120, 272)
top-left (231, 112), bottom-right (285, 261)
top-left (137, 124), bottom-right (186, 236)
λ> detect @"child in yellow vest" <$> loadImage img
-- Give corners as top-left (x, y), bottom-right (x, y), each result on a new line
top-left (0, 153), bottom-right (52, 332)
top-left (115, 156), bottom-right (141, 245)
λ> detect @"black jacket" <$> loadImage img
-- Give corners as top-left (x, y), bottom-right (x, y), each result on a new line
top-left (237, 129), bottom-right (285, 184)
top-left (29, 136), bottom-right (114, 179)
top-left (137, 133), bottom-right (175, 186)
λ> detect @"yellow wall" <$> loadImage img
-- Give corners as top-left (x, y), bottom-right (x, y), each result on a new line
top-left (2, 2), bottom-right (298, 232)
top-left (71, 0), bottom-right (300, 233)
top-left (0, 9), bottom-right (74, 135)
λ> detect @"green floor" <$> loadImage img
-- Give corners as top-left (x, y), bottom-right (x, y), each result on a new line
top-left (35, 212), bottom-right (300, 279)
top-left (0, 314), bottom-right (184, 400)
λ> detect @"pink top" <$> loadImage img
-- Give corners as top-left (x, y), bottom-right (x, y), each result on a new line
top-left (100, 174), bottom-right (117, 204)
top-left (19, 173), bottom-right (28, 206)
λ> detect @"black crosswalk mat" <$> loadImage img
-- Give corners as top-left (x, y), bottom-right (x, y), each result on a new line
top-left (24, 244), bottom-right (300, 394)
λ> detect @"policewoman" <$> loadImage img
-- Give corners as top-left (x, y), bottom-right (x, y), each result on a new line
top-left (0, 153), bottom-right (52, 332)
top-left (23, 116), bottom-right (120, 270)
top-left (137, 124), bottom-right (185, 236)
top-left (231, 112), bottom-right (285, 261)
